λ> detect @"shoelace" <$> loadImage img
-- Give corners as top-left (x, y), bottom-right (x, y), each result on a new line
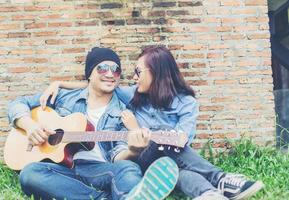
top-left (218, 174), bottom-right (247, 194)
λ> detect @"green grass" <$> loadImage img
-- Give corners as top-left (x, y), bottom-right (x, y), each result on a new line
top-left (1, 139), bottom-right (289, 200)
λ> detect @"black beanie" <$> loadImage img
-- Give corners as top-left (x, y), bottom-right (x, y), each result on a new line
top-left (85, 47), bottom-right (121, 80)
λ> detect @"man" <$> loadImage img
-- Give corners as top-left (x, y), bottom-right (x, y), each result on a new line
top-left (8, 47), bottom-right (179, 200)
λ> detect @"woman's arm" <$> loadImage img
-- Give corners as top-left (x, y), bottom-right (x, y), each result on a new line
top-left (40, 81), bottom-right (88, 109)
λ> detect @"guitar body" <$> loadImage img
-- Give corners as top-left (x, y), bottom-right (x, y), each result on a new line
top-left (4, 107), bottom-right (92, 170)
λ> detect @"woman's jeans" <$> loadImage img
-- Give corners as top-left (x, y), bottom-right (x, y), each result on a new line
top-left (19, 159), bottom-right (142, 200)
top-left (135, 142), bottom-right (224, 198)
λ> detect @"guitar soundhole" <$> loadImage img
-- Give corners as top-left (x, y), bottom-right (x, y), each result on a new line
top-left (48, 129), bottom-right (64, 145)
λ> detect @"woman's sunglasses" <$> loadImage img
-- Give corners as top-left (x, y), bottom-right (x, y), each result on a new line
top-left (96, 63), bottom-right (121, 78)
top-left (134, 67), bottom-right (150, 77)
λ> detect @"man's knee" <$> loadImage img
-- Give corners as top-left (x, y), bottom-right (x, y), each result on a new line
top-left (19, 162), bottom-right (46, 189)
top-left (115, 160), bottom-right (141, 173)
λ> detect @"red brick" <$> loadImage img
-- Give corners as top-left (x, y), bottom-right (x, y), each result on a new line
top-left (24, 23), bottom-right (46, 29)
top-left (62, 48), bottom-right (85, 54)
top-left (72, 38), bottom-right (91, 44)
top-left (0, 6), bottom-right (22, 12)
top-left (75, 20), bottom-right (99, 27)
top-left (45, 39), bottom-right (70, 45)
top-left (245, 0), bottom-right (267, 6)
top-left (12, 14), bottom-right (35, 21)
top-left (0, 24), bottom-right (20, 30)
top-left (24, 5), bottom-right (49, 11)
top-left (187, 80), bottom-right (208, 86)
top-left (8, 67), bottom-right (31, 73)
top-left (10, 49), bottom-right (33, 55)
top-left (8, 32), bottom-right (31, 38)
top-left (33, 31), bottom-right (58, 37)
top-left (23, 57), bottom-right (48, 63)
top-left (48, 22), bottom-right (73, 27)
top-left (200, 106), bottom-right (224, 111)
top-left (214, 80), bottom-right (236, 85)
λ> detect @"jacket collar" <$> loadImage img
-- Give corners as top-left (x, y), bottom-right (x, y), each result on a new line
top-left (78, 88), bottom-right (122, 117)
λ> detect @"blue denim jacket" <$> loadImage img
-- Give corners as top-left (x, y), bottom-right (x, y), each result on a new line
top-left (8, 88), bottom-right (128, 162)
top-left (116, 86), bottom-right (199, 144)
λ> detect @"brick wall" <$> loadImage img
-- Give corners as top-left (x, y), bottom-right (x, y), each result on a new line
top-left (0, 0), bottom-right (275, 158)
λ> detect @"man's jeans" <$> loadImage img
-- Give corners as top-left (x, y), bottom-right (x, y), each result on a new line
top-left (135, 142), bottom-right (224, 198)
top-left (19, 159), bottom-right (142, 200)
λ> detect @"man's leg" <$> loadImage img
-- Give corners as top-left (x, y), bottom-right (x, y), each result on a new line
top-left (19, 162), bottom-right (109, 200)
top-left (75, 159), bottom-right (143, 200)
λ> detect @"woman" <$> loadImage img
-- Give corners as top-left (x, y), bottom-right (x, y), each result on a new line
top-left (40, 45), bottom-right (263, 200)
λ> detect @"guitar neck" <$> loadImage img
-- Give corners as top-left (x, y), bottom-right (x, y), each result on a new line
top-left (60, 130), bottom-right (184, 147)
top-left (62, 131), bottom-right (129, 142)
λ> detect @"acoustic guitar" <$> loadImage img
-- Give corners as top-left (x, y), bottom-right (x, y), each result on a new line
top-left (4, 107), bottom-right (188, 170)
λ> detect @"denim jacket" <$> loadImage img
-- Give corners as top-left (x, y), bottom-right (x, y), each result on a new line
top-left (8, 88), bottom-right (128, 162)
top-left (116, 86), bottom-right (199, 144)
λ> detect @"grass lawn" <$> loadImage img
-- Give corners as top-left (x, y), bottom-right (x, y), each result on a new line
top-left (1, 139), bottom-right (289, 200)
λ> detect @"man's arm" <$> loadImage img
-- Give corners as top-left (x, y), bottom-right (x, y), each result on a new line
top-left (8, 93), bottom-right (55, 145)
top-left (40, 81), bottom-right (87, 109)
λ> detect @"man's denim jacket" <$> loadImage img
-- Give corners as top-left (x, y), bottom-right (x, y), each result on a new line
top-left (8, 88), bottom-right (128, 162)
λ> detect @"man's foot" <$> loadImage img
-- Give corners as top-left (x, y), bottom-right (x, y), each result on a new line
top-left (193, 190), bottom-right (229, 200)
top-left (217, 173), bottom-right (264, 200)
top-left (126, 156), bottom-right (179, 200)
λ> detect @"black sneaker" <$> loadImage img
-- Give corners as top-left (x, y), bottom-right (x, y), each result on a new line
top-left (217, 173), bottom-right (264, 200)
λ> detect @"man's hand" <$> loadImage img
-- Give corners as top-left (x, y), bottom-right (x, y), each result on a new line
top-left (121, 110), bottom-right (140, 130)
top-left (127, 128), bottom-right (151, 154)
top-left (25, 121), bottom-right (55, 146)
top-left (40, 81), bottom-right (60, 110)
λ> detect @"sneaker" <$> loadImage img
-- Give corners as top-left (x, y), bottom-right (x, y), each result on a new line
top-left (193, 190), bottom-right (229, 200)
top-left (126, 156), bottom-right (179, 200)
top-left (217, 173), bottom-right (264, 200)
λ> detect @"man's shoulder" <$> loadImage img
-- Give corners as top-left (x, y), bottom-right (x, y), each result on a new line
top-left (58, 88), bottom-right (87, 100)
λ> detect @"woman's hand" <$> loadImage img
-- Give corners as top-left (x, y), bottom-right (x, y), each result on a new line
top-left (40, 81), bottom-right (60, 110)
top-left (121, 110), bottom-right (140, 130)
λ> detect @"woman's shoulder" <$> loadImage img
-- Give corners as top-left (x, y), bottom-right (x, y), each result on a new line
top-left (171, 94), bottom-right (198, 109)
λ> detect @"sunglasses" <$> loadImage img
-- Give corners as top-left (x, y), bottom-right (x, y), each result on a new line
top-left (96, 63), bottom-right (121, 78)
top-left (134, 67), bottom-right (150, 77)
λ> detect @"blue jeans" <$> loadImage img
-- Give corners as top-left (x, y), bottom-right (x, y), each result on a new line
top-left (19, 159), bottom-right (142, 200)
top-left (135, 142), bottom-right (224, 198)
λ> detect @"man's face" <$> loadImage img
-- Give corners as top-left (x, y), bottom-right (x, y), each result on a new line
top-left (89, 61), bottom-right (121, 94)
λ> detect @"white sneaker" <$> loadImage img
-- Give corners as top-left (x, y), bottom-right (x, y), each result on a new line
top-left (217, 173), bottom-right (264, 200)
top-left (193, 190), bottom-right (229, 200)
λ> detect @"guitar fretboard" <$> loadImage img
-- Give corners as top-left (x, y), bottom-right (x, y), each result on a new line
top-left (61, 130), bottom-right (184, 147)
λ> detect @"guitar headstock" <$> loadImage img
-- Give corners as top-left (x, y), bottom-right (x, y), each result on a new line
top-left (151, 130), bottom-right (188, 148)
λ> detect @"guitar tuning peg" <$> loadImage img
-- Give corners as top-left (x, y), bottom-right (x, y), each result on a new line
top-left (174, 147), bottom-right (181, 153)
top-left (158, 145), bottom-right (164, 151)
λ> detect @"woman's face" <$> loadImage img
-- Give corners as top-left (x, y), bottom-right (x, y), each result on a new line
top-left (133, 56), bottom-right (153, 93)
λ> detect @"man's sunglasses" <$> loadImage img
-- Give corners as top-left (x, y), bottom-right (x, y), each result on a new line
top-left (134, 67), bottom-right (150, 77)
top-left (96, 63), bottom-right (121, 78)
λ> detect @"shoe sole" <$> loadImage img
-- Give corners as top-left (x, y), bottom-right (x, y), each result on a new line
top-left (126, 156), bottom-right (179, 200)
top-left (231, 181), bottom-right (264, 200)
